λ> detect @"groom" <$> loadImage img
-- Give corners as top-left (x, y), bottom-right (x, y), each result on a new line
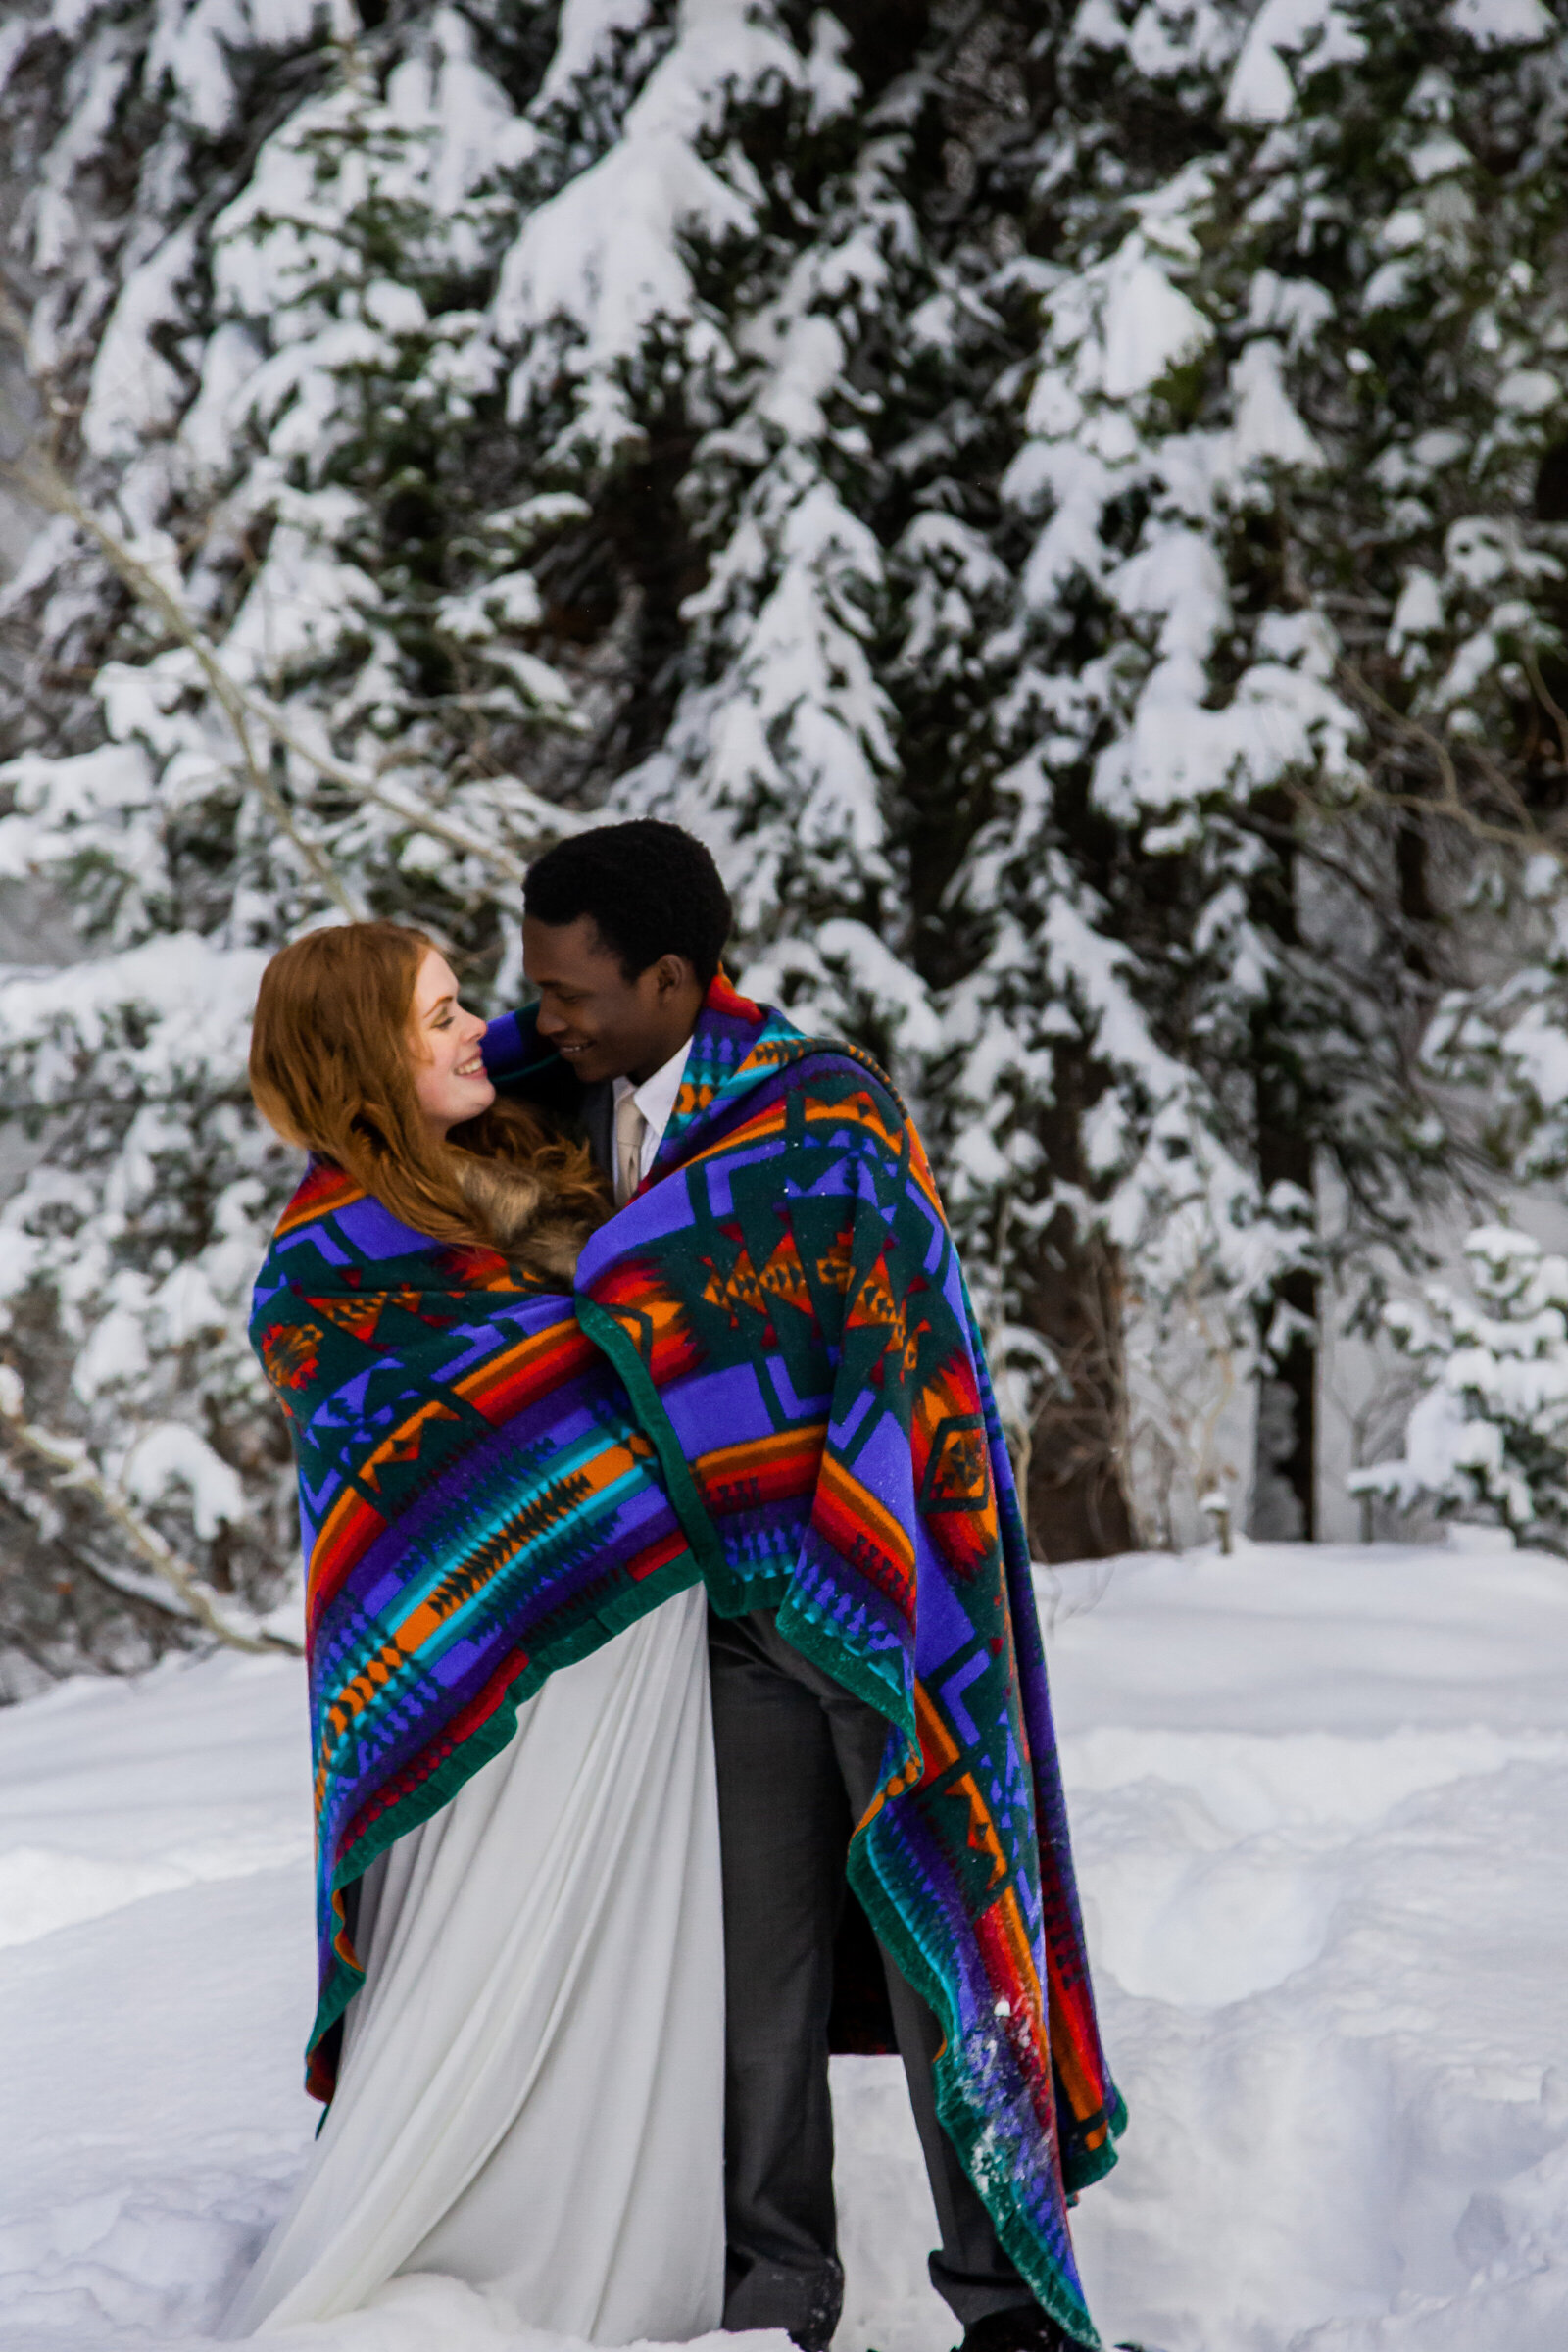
top-left (501, 819), bottom-right (1088, 2352)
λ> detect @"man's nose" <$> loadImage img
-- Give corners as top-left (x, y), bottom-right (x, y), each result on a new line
top-left (534, 999), bottom-right (565, 1038)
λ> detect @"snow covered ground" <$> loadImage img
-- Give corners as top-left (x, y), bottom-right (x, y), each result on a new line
top-left (0, 1541), bottom-right (1563, 2352)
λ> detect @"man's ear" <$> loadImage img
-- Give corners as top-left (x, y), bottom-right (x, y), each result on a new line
top-left (655, 953), bottom-right (694, 998)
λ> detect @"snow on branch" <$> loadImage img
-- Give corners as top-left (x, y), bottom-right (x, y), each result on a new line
top-left (0, 1368), bottom-right (299, 1655)
top-left (0, 443), bottom-right (568, 897)
top-left (1352, 1227), bottom-right (1568, 1550)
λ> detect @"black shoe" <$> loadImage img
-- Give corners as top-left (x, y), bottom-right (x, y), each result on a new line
top-left (956, 2305), bottom-right (1077, 2352)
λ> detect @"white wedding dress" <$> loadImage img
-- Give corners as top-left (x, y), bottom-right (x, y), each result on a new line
top-left (222, 1585), bottom-right (725, 2344)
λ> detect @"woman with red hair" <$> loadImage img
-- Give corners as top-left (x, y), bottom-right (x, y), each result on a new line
top-left (220, 921), bottom-right (724, 2344)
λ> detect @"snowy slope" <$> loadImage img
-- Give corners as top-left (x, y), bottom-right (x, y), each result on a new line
top-left (0, 1543), bottom-right (1563, 2352)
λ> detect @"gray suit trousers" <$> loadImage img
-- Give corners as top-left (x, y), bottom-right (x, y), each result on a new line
top-left (710, 1607), bottom-right (1030, 2346)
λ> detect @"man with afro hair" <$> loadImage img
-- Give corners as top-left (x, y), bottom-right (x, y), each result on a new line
top-left (505, 819), bottom-right (1085, 2352)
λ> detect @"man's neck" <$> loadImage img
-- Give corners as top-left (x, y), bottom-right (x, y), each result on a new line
top-left (626, 1020), bottom-right (698, 1089)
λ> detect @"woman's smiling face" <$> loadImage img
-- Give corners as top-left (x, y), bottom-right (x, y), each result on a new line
top-left (408, 949), bottom-right (495, 1136)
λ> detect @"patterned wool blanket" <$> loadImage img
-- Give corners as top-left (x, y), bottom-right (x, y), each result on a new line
top-left (249, 1172), bottom-right (704, 2097)
top-left (492, 976), bottom-right (1122, 2338)
top-left (252, 974), bottom-right (1122, 2346)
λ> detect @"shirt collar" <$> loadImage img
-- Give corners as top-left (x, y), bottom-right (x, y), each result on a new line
top-left (612, 1035), bottom-right (693, 1153)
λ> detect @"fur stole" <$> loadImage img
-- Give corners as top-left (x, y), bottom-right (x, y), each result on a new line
top-left (452, 1152), bottom-right (600, 1285)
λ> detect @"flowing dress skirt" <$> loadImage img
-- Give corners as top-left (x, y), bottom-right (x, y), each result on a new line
top-left (223, 1586), bottom-right (724, 2343)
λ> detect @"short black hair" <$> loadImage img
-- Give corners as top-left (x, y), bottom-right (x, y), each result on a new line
top-left (523, 820), bottom-right (733, 985)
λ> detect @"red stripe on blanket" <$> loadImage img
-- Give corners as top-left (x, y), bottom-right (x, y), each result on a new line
top-left (453, 1318), bottom-right (600, 1422)
top-left (812, 1454), bottom-right (917, 1617)
top-left (306, 1485), bottom-right (389, 1633)
top-left (625, 1524), bottom-right (689, 1582)
top-left (975, 1891), bottom-right (1057, 2138)
top-left (588, 1258), bottom-right (707, 1382)
top-left (695, 1427), bottom-right (823, 1516)
top-left (275, 1162), bottom-right (365, 1237)
top-left (338, 1640), bottom-right (536, 1859)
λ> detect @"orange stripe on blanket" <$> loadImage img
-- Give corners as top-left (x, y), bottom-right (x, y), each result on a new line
top-left (453, 1318), bottom-right (599, 1422)
top-left (974, 1897), bottom-right (1058, 2141)
top-left (306, 1486), bottom-right (388, 1631)
top-left (589, 1272), bottom-right (705, 1383)
top-left (313, 1440), bottom-right (630, 1805)
top-left (672, 1069), bottom-right (946, 1225)
top-left (801, 1082), bottom-right (946, 1220)
top-left (274, 1163), bottom-right (365, 1237)
top-left (1047, 1960), bottom-right (1112, 2132)
top-left (849, 1678), bottom-right (941, 1834)
top-left (914, 1676), bottom-right (962, 1779)
top-left (324, 1639), bottom-right (539, 1888)
top-left (389, 1436), bottom-right (645, 1658)
top-left (314, 1627), bottom-right (413, 1808)
top-left (981, 1880), bottom-right (1046, 2027)
top-left (812, 1453), bottom-right (916, 1616)
top-left (313, 1431), bottom-right (651, 1804)
top-left (694, 1427), bottom-right (823, 1515)
top-left (981, 1881), bottom-right (1117, 2151)
top-left (356, 1396), bottom-right (462, 1493)
top-left (944, 1770), bottom-right (1010, 1890)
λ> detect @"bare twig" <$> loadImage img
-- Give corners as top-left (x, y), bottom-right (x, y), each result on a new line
top-left (244, 691), bottom-right (539, 885)
top-left (1523, 644), bottom-right (1568, 768)
top-left (1, 448), bottom-right (367, 918)
top-left (0, 1381), bottom-right (299, 1657)
top-left (1328, 662), bottom-right (1568, 863)
top-left (0, 295), bottom-right (571, 899)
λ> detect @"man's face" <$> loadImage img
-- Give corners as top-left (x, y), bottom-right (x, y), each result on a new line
top-left (521, 914), bottom-right (696, 1086)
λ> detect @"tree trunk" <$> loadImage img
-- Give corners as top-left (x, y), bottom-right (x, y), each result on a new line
top-left (1018, 1212), bottom-right (1138, 1564)
top-left (1248, 824), bottom-right (1318, 1542)
top-left (1250, 1261), bottom-right (1318, 1542)
top-left (1249, 1070), bottom-right (1318, 1541)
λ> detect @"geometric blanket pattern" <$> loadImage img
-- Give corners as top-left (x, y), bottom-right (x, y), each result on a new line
top-left (487, 976), bottom-right (1125, 2344)
top-left (249, 1167), bottom-right (704, 2097)
top-left (251, 974), bottom-right (1122, 2346)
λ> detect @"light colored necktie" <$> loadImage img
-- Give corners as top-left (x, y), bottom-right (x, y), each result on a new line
top-left (613, 1090), bottom-right (648, 1207)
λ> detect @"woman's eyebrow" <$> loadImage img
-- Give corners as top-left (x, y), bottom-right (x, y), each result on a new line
top-left (422, 992), bottom-right (458, 1020)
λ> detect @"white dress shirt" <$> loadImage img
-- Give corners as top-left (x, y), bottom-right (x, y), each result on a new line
top-left (612, 1037), bottom-right (693, 1191)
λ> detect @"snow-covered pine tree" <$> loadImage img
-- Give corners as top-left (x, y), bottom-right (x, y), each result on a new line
top-left (1351, 1223), bottom-right (1568, 1549)
top-left (2, 0), bottom-right (1567, 1683)
top-left (0, 4), bottom-right (596, 1677)
top-left (602, 0), bottom-right (1568, 1555)
top-left (935, 0), bottom-right (1568, 1544)
top-left (0, 0), bottom-right (962, 1672)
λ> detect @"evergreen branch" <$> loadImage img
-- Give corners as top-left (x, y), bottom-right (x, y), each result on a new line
top-left (0, 454), bottom-right (555, 894)
top-left (0, 447), bottom-right (368, 921)
top-left (242, 693), bottom-right (540, 886)
top-left (1233, 807), bottom-right (1450, 961)
top-left (0, 1372), bottom-right (300, 1658)
top-left (0, 288), bottom-right (566, 897)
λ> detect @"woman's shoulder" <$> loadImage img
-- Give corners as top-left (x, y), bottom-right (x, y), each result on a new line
top-left (260, 1161), bottom-right (452, 1287)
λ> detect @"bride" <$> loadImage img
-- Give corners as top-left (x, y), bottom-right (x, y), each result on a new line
top-left (220, 921), bottom-right (724, 2344)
